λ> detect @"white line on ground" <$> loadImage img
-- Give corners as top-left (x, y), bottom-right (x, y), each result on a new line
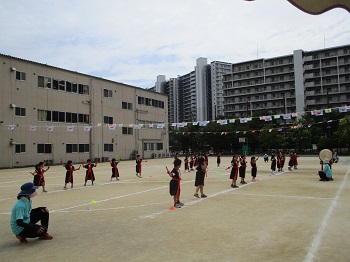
top-left (304, 167), bottom-right (350, 262)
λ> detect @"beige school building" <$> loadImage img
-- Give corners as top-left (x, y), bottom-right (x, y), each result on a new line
top-left (0, 54), bottom-right (169, 168)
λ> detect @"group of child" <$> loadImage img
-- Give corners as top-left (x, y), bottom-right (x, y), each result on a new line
top-left (168, 154), bottom-right (208, 208)
top-left (226, 155), bottom-right (259, 188)
top-left (269, 151), bottom-right (299, 175)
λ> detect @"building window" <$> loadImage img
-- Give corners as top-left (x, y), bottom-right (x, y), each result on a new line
top-left (16, 71), bottom-right (26, 81)
top-left (104, 89), bottom-right (113, 98)
top-left (37, 144), bottom-right (52, 154)
top-left (122, 102), bottom-right (133, 110)
top-left (104, 144), bottom-right (114, 152)
top-left (78, 84), bottom-right (89, 95)
top-left (157, 143), bottom-right (163, 150)
top-left (104, 116), bottom-right (113, 124)
top-left (66, 144), bottom-right (89, 153)
top-left (122, 127), bottom-right (133, 135)
top-left (66, 81), bottom-right (72, 92)
top-left (15, 144), bottom-right (26, 154)
top-left (52, 79), bottom-right (59, 90)
top-left (38, 110), bottom-right (51, 121)
top-left (15, 107), bottom-right (26, 117)
top-left (59, 80), bottom-right (65, 91)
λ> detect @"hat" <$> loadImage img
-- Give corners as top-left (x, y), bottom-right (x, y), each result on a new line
top-left (323, 158), bottom-right (329, 162)
top-left (18, 182), bottom-right (38, 196)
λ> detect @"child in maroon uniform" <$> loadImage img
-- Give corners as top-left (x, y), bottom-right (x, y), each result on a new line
top-left (84, 159), bottom-right (97, 186)
top-left (239, 155), bottom-right (247, 184)
top-left (194, 157), bottom-right (207, 198)
top-left (63, 160), bottom-right (80, 189)
top-left (168, 158), bottom-right (183, 208)
top-left (229, 155), bottom-right (239, 188)
top-left (216, 152), bottom-right (222, 167)
top-left (271, 155), bottom-right (277, 175)
top-left (250, 157), bottom-right (259, 182)
top-left (135, 155), bottom-right (147, 178)
top-left (204, 152), bottom-right (209, 167)
top-left (190, 155), bottom-right (195, 171)
top-left (110, 158), bottom-right (120, 181)
top-left (184, 156), bottom-right (190, 172)
top-left (30, 162), bottom-right (50, 193)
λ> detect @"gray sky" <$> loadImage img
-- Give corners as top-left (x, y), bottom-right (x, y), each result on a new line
top-left (1, 0), bottom-right (349, 88)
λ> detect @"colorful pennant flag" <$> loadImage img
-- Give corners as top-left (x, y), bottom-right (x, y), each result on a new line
top-left (8, 125), bottom-right (15, 130)
top-left (264, 116), bottom-right (272, 121)
top-left (30, 126), bottom-right (37, 131)
top-left (220, 120), bottom-right (227, 125)
top-left (67, 126), bottom-right (74, 132)
top-left (84, 126), bottom-right (92, 132)
top-left (47, 126), bottom-right (54, 132)
top-left (240, 118), bottom-right (247, 123)
top-left (109, 124), bottom-right (116, 130)
top-left (283, 114), bottom-right (291, 120)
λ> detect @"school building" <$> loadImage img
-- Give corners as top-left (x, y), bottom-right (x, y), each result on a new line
top-left (0, 54), bottom-right (169, 168)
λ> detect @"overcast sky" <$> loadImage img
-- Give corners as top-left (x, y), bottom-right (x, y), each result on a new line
top-left (1, 0), bottom-right (349, 88)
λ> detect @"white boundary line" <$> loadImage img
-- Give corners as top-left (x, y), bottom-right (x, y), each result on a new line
top-left (304, 167), bottom-right (350, 262)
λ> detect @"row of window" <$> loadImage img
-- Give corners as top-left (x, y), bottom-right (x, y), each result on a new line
top-left (38, 76), bottom-right (90, 95)
top-left (14, 142), bottom-right (163, 154)
top-left (138, 96), bottom-right (165, 109)
top-left (144, 143), bottom-right (164, 151)
top-left (38, 109), bottom-right (90, 124)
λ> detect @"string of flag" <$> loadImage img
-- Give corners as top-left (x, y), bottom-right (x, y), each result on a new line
top-left (3, 105), bottom-right (350, 132)
top-left (170, 117), bottom-right (350, 135)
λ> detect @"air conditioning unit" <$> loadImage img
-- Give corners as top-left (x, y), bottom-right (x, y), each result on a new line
top-left (10, 104), bottom-right (16, 108)
top-left (10, 67), bottom-right (16, 71)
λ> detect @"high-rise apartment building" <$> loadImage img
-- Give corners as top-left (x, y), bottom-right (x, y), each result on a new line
top-left (223, 44), bottom-right (350, 118)
top-left (0, 54), bottom-right (169, 168)
top-left (210, 61), bottom-right (233, 119)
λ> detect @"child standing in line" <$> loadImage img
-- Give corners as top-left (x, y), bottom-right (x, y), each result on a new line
top-left (251, 157), bottom-right (259, 182)
top-left (194, 157), bottom-right (207, 198)
top-left (168, 158), bottom-right (184, 208)
top-left (288, 152), bottom-right (294, 171)
top-left (190, 155), bottom-right (195, 171)
top-left (84, 159), bottom-right (97, 186)
top-left (184, 156), bottom-right (190, 172)
top-left (135, 155), bottom-right (147, 178)
top-left (204, 152), bottom-right (209, 167)
top-left (229, 155), bottom-right (239, 188)
top-left (63, 160), bottom-right (80, 189)
top-left (30, 162), bottom-right (50, 193)
top-left (239, 155), bottom-right (247, 184)
top-left (110, 158), bottom-right (120, 181)
top-left (280, 152), bottom-right (285, 172)
top-left (263, 153), bottom-right (269, 163)
top-left (216, 152), bottom-right (222, 167)
top-left (271, 155), bottom-right (276, 175)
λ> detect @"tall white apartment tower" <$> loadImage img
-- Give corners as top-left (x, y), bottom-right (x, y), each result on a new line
top-left (195, 57), bottom-right (208, 121)
top-left (211, 61), bottom-right (232, 119)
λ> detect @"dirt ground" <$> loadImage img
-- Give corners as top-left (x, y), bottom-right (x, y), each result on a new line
top-left (0, 156), bottom-right (349, 262)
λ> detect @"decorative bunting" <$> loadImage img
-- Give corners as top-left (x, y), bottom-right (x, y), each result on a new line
top-left (47, 126), bottom-right (54, 132)
top-left (30, 126), bottom-right (37, 131)
top-left (118, 124), bottom-right (123, 127)
top-left (199, 121), bottom-right (208, 127)
top-left (149, 124), bottom-right (154, 128)
top-left (324, 108), bottom-right (332, 113)
top-left (229, 119), bottom-right (235, 123)
top-left (84, 126), bottom-right (92, 132)
top-left (8, 125), bottom-right (15, 130)
top-left (338, 107), bottom-right (347, 113)
top-left (292, 112), bottom-right (298, 117)
top-left (157, 123), bottom-right (165, 129)
top-left (67, 126), bottom-right (74, 132)
top-left (283, 114), bottom-right (291, 120)
top-left (274, 115), bottom-right (281, 119)
top-left (264, 116), bottom-right (272, 121)
top-left (240, 118), bottom-right (247, 124)
top-left (220, 120), bottom-right (227, 125)
top-left (109, 124), bottom-right (116, 130)
top-left (134, 124), bottom-right (141, 129)
top-left (192, 122), bottom-right (198, 126)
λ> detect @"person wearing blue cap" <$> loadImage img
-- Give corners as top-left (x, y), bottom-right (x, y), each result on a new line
top-left (10, 182), bottom-right (53, 244)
